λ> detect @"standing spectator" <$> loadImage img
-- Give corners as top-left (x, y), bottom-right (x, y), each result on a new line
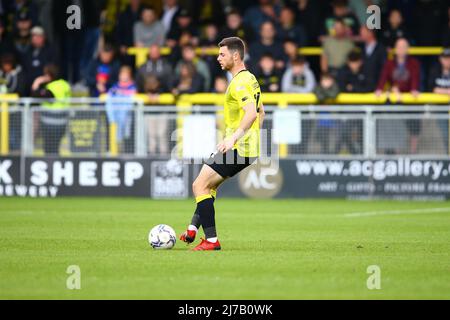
top-left (161, 0), bottom-right (180, 38)
top-left (143, 74), bottom-right (169, 156)
top-left (106, 66), bottom-right (137, 154)
top-left (116, 0), bottom-right (143, 62)
top-left (166, 9), bottom-right (199, 49)
top-left (323, 0), bottom-right (360, 37)
top-left (276, 6), bottom-right (307, 47)
top-left (249, 21), bottom-right (287, 70)
top-left (321, 18), bottom-right (355, 76)
top-left (134, 6), bottom-right (166, 47)
top-left (172, 62), bottom-right (204, 95)
top-left (79, 0), bottom-right (106, 82)
top-left (243, 0), bottom-right (281, 35)
top-left (293, 0), bottom-right (329, 45)
top-left (337, 50), bottom-right (371, 93)
top-left (376, 38), bottom-right (421, 154)
top-left (281, 56), bottom-right (316, 93)
top-left (86, 44), bottom-right (120, 97)
top-left (136, 44), bottom-right (173, 93)
top-left (381, 9), bottom-right (412, 48)
top-left (0, 18), bottom-right (16, 57)
top-left (31, 64), bottom-right (71, 155)
top-left (22, 26), bottom-right (58, 93)
top-left (254, 53), bottom-right (282, 93)
top-left (428, 48), bottom-right (450, 154)
top-left (314, 73), bottom-right (340, 154)
top-left (0, 53), bottom-right (26, 152)
top-left (220, 9), bottom-right (254, 43)
top-left (175, 45), bottom-right (211, 92)
top-left (359, 26), bottom-right (387, 91)
top-left (13, 10), bottom-right (32, 56)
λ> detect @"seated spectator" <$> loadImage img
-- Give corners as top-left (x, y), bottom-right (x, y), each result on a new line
top-left (321, 18), bottom-right (355, 76)
top-left (175, 45), bottom-right (211, 92)
top-left (323, 0), bottom-right (360, 38)
top-left (31, 64), bottom-right (71, 155)
top-left (133, 6), bottom-right (165, 47)
top-left (136, 44), bottom-right (173, 93)
top-left (281, 56), bottom-right (316, 93)
top-left (276, 6), bottom-right (307, 47)
top-left (428, 48), bottom-right (450, 154)
top-left (0, 53), bottom-right (26, 152)
top-left (428, 48), bottom-right (450, 94)
top-left (116, 0), bottom-right (143, 58)
top-left (143, 75), bottom-right (169, 155)
top-left (314, 73), bottom-right (340, 154)
top-left (106, 66), bottom-right (137, 154)
top-left (86, 44), bottom-right (120, 97)
top-left (243, 0), bottom-right (281, 35)
top-left (381, 9), bottom-right (412, 48)
top-left (376, 38), bottom-right (421, 153)
top-left (166, 9), bottom-right (199, 48)
top-left (172, 62), bottom-right (204, 95)
top-left (220, 9), bottom-right (254, 43)
top-left (22, 26), bottom-right (58, 93)
top-left (337, 50), bottom-right (371, 93)
top-left (254, 54), bottom-right (282, 93)
top-left (212, 75), bottom-right (228, 93)
top-left (359, 26), bottom-right (387, 91)
top-left (13, 10), bottom-right (32, 56)
top-left (249, 21), bottom-right (287, 70)
top-left (283, 39), bottom-right (299, 66)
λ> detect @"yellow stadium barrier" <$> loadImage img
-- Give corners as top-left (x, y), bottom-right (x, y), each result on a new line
top-left (0, 94), bottom-right (19, 155)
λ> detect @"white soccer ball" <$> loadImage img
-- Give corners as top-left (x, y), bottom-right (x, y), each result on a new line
top-left (148, 224), bottom-right (176, 249)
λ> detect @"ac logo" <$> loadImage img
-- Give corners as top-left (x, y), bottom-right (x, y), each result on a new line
top-left (238, 163), bottom-right (283, 198)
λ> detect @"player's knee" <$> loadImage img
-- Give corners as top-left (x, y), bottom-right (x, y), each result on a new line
top-left (192, 180), bottom-right (209, 196)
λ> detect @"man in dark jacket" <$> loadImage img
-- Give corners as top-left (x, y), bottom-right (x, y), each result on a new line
top-left (337, 50), bottom-right (371, 93)
top-left (359, 26), bottom-right (386, 91)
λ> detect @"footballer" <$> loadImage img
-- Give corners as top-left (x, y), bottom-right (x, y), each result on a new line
top-left (179, 37), bottom-right (265, 251)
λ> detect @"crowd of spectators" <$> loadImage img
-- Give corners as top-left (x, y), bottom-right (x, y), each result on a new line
top-left (0, 0), bottom-right (449, 99)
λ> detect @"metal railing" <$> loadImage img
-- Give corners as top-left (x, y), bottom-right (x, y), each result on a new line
top-left (0, 98), bottom-right (449, 160)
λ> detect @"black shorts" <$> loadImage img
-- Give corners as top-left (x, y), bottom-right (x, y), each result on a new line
top-left (205, 149), bottom-right (257, 178)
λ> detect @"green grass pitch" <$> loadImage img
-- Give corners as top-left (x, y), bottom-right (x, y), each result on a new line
top-left (0, 197), bottom-right (449, 299)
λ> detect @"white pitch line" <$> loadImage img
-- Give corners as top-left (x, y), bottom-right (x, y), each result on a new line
top-left (344, 207), bottom-right (450, 218)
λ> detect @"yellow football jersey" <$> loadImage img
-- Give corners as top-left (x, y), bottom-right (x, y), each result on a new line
top-left (224, 69), bottom-right (262, 158)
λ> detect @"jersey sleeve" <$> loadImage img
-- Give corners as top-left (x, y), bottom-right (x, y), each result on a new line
top-left (232, 79), bottom-right (256, 109)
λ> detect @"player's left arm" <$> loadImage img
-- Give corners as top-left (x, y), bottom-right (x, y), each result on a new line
top-left (217, 102), bottom-right (258, 153)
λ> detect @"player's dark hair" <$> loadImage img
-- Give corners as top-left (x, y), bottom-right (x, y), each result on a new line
top-left (218, 37), bottom-right (245, 60)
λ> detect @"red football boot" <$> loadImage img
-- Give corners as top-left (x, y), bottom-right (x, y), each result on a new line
top-left (179, 229), bottom-right (197, 244)
top-left (192, 238), bottom-right (221, 251)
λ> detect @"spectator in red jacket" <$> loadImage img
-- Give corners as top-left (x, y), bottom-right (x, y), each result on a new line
top-left (376, 38), bottom-right (421, 154)
top-left (376, 38), bottom-right (420, 97)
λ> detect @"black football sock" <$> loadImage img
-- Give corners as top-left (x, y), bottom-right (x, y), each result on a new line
top-left (190, 193), bottom-right (215, 229)
top-left (195, 195), bottom-right (217, 239)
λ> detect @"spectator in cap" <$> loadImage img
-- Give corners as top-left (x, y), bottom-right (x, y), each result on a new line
top-left (21, 26), bottom-right (58, 93)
